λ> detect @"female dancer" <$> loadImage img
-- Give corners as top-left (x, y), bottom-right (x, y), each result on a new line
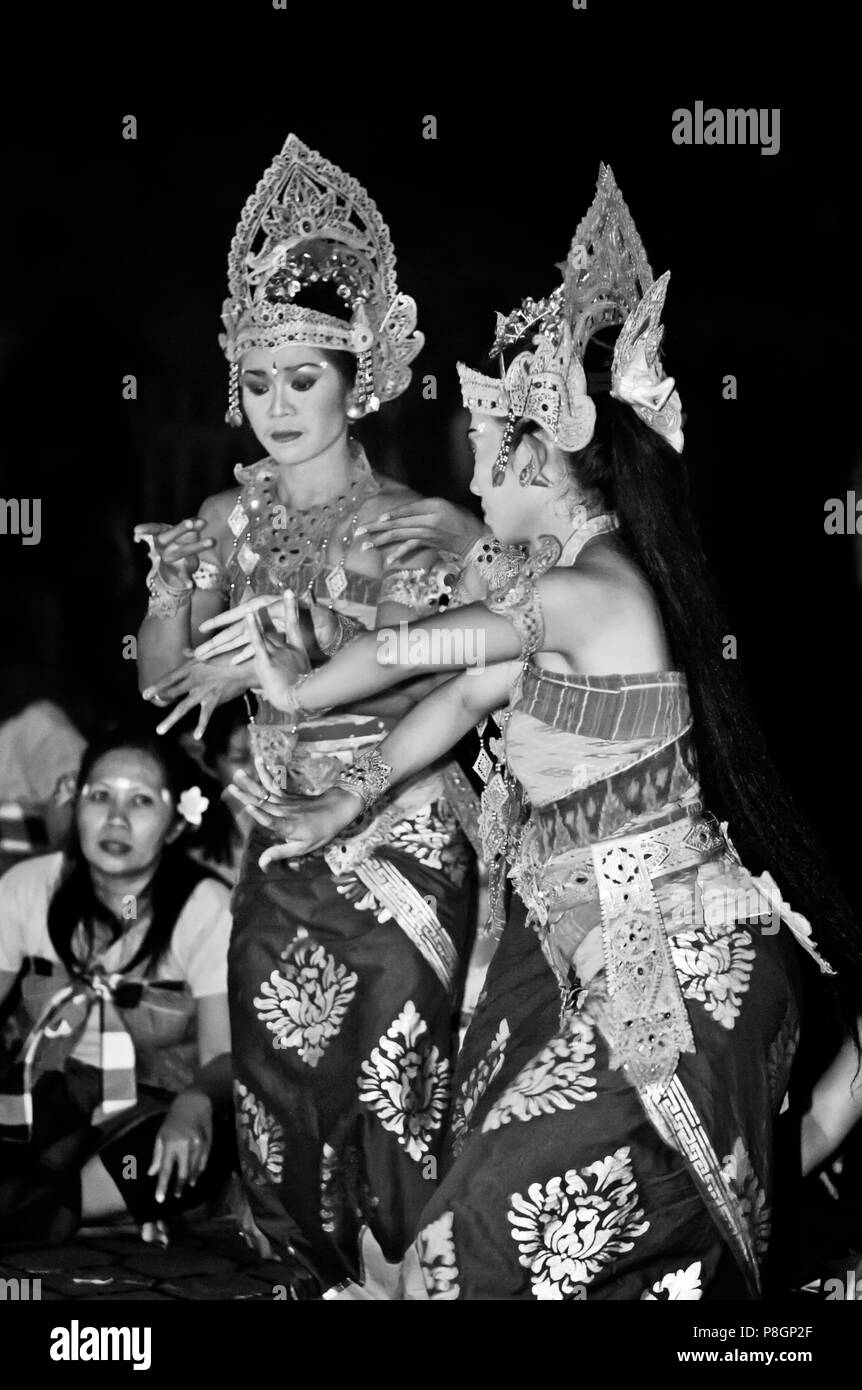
top-left (219, 166), bottom-right (862, 1299)
top-left (135, 136), bottom-right (478, 1296)
top-left (0, 728), bottom-right (234, 1244)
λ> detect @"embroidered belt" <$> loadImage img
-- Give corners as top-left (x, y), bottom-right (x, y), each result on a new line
top-left (589, 815), bottom-right (726, 1093)
top-left (332, 854), bottom-right (458, 994)
top-left (512, 808), bottom-right (728, 1095)
top-left (322, 772), bottom-right (461, 994)
top-left (248, 721), bottom-right (463, 993)
top-left (510, 801), bottom-right (716, 923)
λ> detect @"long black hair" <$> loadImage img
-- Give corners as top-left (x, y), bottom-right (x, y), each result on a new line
top-left (553, 390), bottom-right (862, 1044)
top-left (47, 726), bottom-right (219, 978)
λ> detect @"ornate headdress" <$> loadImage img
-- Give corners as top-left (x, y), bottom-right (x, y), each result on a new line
top-left (458, 164), bottom-right (683, 482)
top-left (220, 134), bottom-right (423, 425)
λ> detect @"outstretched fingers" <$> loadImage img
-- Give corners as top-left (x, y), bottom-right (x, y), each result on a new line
top-left (155, 694), bottom-right (198, 737)
top-left (198, 593), bottom-right (281, 634)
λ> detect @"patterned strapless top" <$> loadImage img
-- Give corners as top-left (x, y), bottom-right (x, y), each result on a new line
top-left (505, 661), bottom-right (700, 814)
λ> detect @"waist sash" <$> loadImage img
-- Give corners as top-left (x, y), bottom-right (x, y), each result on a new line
top-left (530, 726), bottom-right (700, 857)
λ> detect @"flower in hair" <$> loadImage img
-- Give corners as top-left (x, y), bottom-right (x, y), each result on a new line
top-left (178, 786), bottom-right (210, 826)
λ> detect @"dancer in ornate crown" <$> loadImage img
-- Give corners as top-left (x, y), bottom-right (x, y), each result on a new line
top-left (134, 136), bottom-right (489, 1296)
top-left (218, 165), bottom-right (862, 1299)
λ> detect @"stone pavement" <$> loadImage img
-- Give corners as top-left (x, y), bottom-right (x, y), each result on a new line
top-left (0, 1216), bottom-right (287, 1300)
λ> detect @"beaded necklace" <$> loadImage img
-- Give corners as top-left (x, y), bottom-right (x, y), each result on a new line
top-left (227, 446), bottom-right (381, 607)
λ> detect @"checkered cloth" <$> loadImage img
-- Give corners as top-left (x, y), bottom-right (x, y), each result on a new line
top-left (0, 967), bottom-right (138, 1142)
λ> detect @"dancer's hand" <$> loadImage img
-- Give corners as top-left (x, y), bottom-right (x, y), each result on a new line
top-left (134, 518), bottom-right (215, 588)
top-left (195, 590), bottom-right (312, 672)
top-left (225, 767), bottom-right (360, 868)
top-left (240, 598), bottom-right (312, 711)
top-left (143, 654), bottom-right (253, 739)
top-left (149, 1091), bottom-right (214, 1204)
top-left (355, 498), bottom-right (486, 567)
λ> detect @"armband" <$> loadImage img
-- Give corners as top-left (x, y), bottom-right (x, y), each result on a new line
top-left (458, 536), bottom-right (527, 596)
top-left (378, 564), bottom-right (455, 616)
top-left (192, 558), bottom-right (230, 599)
top-left (485, 573), bottom-right (545, 659)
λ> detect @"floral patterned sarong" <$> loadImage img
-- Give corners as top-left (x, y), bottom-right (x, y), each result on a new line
top-left (349, 666), bottom-right (806, 1301)
top-left (229, 797), bottom-right (476, 1297)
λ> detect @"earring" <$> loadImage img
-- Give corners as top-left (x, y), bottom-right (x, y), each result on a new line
top-left (492, 410), bottom-right (517, 486)
top-left (355, 350), bottom-right (380, 414)
top-left (518, 459), bottom-right (537, 487)
top-left (225, 362), bottom-right (243, 428)
top-left (346, 400), bottom-right (363, 420)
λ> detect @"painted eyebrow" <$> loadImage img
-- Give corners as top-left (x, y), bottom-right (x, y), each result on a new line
top-left (241, 361), bottom-right (324, 375)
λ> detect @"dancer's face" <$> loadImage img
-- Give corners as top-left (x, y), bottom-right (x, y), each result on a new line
top-left (240, 346), bottom-right (351, 465)
top-left (213, 723), bottom-right (252, 789)
top-left (467, 412), bottom-right (535, 546)
top-left (77, 749), bottom-right (179, 880)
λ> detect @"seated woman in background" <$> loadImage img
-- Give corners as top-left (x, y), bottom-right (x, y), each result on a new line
top-left (0, 728), bottom-right (235, 1245)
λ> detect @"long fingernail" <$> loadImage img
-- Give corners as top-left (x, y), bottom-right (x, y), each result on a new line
top-left (142, 688), bottom-right (155, 700)
top-left (378, 512), bottom-right (390, 523)
top-left (360, 540), bottom-right (374, 551)
top-left (354, 525), bottom-right (367, 536)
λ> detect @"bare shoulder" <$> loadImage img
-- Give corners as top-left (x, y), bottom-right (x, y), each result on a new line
top-left (358, 475), bottom-right (422, 522)
top-left (534, 565), bottom-right (595, 601)
top-left (194, 488), bottom-right (240, 567)
top-left (197, 488), bottom-right (240, 549)
top-left (198, 488), bottom-right (239, 528)
top-left (538, 553), bottom-right (658, 621)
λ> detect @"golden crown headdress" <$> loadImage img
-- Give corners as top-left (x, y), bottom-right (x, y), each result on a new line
top-left (458, 163), bottom-right (683, 480)
top-left (220, 134), bottom-right (423, 425)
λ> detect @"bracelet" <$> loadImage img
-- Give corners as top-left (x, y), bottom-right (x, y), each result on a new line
top-left (138, 529), bottom-right (194, 619)
top-left (146, 567), bottom-right (193, 619)
top-left (336, 747), bottom-right (393, 815)
top-left (316, 610), bottom-right (364, 657)
top-left (274, 671), bottom-right (333, 730)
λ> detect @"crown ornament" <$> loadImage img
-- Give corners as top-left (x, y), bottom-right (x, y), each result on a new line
top-left (220, 134), bottom-right (423, 425)
top-left (609, 270), bottom-right (684, 452)
top-left (459, 164), bottom-right (684, 480)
